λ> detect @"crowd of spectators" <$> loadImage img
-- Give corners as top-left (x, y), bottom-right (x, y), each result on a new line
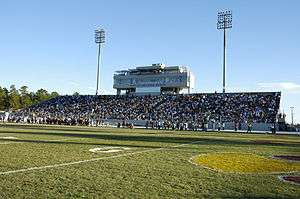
top-left (7, 92), bottom-right (280, 129)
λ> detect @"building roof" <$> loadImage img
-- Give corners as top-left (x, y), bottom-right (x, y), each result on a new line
top-left (115, 63), bottom-right (188, 76)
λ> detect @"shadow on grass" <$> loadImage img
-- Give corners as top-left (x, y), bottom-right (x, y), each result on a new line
top-left (0, 138), bottom-right (161, 149)
top-left (0, 124), bottom-right (116, 133)
top-left (0, 129), bottom-right (299, 148)
top-left (226, 197), bottom-right (289, 199)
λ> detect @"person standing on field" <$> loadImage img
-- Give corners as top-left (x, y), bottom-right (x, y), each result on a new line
top-left (247, 121), bottom-right (252, 133)
top-left (217, 121), bottom-right (221, 132)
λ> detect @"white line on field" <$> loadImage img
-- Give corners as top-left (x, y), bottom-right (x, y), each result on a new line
top-left (278, 175), bottom-right (300, 186)
top-left (0, 140), bottom-right (201, 175)
top-left (44, 138), bottom-right (82, 142)
top-left (0, 142), bottom-right (19, 145)
top-left (0, 138), bottom-right (82, 145)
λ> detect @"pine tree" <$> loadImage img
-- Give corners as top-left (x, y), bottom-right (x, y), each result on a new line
top-left (0, 87), bottom-right (6, 110)
top-left (19, 86), bottom-right (33, 108)
top-left (36, 88), bottom-right (50, 102)
top-left (8, 85), bottom-right (21, 110)
top-left (50, 91), bottom-right (59, 98)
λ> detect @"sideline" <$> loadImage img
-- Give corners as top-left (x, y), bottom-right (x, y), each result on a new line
top-left (1, 123), bottom-right (299, 135)
top-left (0, 141), bottom-right (201, 175)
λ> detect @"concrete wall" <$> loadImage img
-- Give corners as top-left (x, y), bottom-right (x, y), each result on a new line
top-left (102, 119), bottom-right (274, 131)
top-left (208, 122), bottom-right (274, 131)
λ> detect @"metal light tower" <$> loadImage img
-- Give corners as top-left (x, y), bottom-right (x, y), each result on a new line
top-left (95, 28), bottom-right (105, 95)
top-left (290, 106), bottom-right (294, 126)
top-left (217, 10), bottom-right (232, 93)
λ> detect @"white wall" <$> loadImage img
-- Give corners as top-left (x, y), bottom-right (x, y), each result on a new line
top-left (136, 87), bottom-right (160, 93)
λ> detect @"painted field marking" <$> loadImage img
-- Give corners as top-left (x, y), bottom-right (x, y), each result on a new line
top-left (0, 140), bottom-right (201, 175)
top-left (0, 137), bottom-right (82, 145)
top-left (278, 175), bottom-right (300, 186)
top-left (89, 146), bottom-right (132, 153)
top-left (0, 136), bottom-right (19, 139)
top-left (43, 138), bottom-right (83, 142)
top-left (188, 152), bottom-right (300, 175)
top-left (0, 142), bottom-right (20, 145)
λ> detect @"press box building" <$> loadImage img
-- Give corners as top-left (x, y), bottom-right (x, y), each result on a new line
top-left (113, 63), bottom-right (195, 95)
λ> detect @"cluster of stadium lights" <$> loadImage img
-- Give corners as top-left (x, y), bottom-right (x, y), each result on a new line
top-left (217, 11), bottom-right (232, 29)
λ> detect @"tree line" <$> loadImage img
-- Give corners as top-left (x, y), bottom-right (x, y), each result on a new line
top-left (0, 85), bottom-right (59, 111)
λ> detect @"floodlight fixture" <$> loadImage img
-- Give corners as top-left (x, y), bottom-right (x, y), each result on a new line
top-left (95, 29), bottom-right (105, 44)
top-left (217, 11), bottom-right (232, 30)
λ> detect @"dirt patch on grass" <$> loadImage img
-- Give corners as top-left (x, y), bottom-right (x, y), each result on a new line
top-left (273, 155), bottom-right (300, 162)
top-left (280, 176), bottom-right (300, 185)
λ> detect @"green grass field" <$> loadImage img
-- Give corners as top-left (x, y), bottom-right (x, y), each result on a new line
top-left (0, 124), bottom-right (299, 198)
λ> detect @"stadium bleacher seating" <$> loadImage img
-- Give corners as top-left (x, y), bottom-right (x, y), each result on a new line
top-left (9, 92), bottom-right (281, 129)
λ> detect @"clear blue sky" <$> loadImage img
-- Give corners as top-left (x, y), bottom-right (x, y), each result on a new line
top-left (0, 0), bottom-right (299, 123)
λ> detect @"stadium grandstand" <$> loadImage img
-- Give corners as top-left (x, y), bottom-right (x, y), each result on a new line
top-left (8, 92), bottom-right (281, 131)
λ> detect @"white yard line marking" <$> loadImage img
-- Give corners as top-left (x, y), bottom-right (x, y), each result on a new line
top-left (0, 138), bottom-right (82, 145)
top-left (278, 175), bottom-right (300, 186)
top-left (0, 140), bottom-right (201, 175)
top-left (0, 142), bottom-right (19, 145)
top-left (44, 138), bottom-right (82, 142)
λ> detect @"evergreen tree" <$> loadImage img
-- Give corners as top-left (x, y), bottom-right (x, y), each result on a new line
top-left (2, 87), bottom-right (10, 110)
top-left (19, 86), bottom-right (33, 108)
top-left (0, 87), bottom-right (6, 110)
top-left (36, 88), bottom-right (50, 102)
top-left (8, 85), bottom-right (21, 110)
top-left (50, 91), bottom-right (59, 98)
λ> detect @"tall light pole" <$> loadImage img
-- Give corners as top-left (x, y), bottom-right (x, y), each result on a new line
top-left (95, 28), bottom-right (105, 95)
top-left (290, 106), bottom-right (294, 126)
top-left (217, 10), bottom-right (232, 93)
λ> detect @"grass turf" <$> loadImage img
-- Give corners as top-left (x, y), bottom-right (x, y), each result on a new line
top-left (0, 123), bottom-right (299, 198)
